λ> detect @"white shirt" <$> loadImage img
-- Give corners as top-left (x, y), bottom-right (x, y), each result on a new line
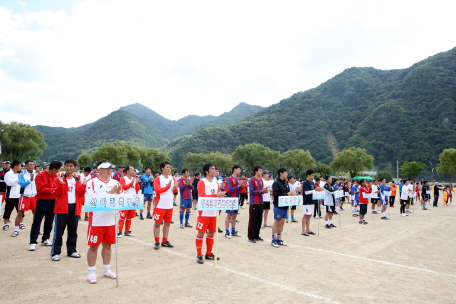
top-left (371, 184), bottom-right (379, 198)
top-left (155, 175), bottom-right (174, 209)
top-left (20, 171), bottom-right (37, 197)
top-left (66, 177), bottom-right (76, 204)
top-left (5, 170), bottom-right (20, 199)
top-left (401, 184), bottom-right (411, 200)
top-left (407, 184), bottom-right (414, 198)
top-left (198, 178), bottom-right (220, 217)
top-left (122, 176), bottom-right (137, 195)
top-left (78, 173), bottom-right (92, 186)
top-left (262, 179), bottom-right (273, 202)
top-left (86, 177), bottom-right (123, 226)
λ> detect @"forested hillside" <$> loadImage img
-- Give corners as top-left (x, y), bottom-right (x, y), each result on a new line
top-left (168, 47), bottom-right (456, 170)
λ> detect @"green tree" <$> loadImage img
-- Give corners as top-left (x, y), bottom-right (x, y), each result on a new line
top-left (279, 149), bottom-right (315, 177)
top-left (123, 144), bottom-right (141, 167)
top-left (184, 153), bottom-right (206, 174)
top-left (206, 152), bottom-right (237, 176)
top-left (0, 121), bottom-right (47, 161)
top-left (264, 150), bottom-right (282, 178)
top-left (400, 161), bottom-right (425, 180)
top-left (313, 162), bottom-right (332, 177)
top-left (330, 147), bottom-right (374, 178)
top-left (77, 153), bottom-right (92, 167)
top-left (141, 148), bottom-right (171, 171)
top-left (92, 143), bottom-right (127, 166)
top-left (375, 171), bottom-right (393, 182)
top-left (437, 148), bottom-right (456, 175)
top-left (232, 143), bottom-right (274, 176)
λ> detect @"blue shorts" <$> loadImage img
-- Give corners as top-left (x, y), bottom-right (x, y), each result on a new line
top-left (381, 197), bottom-right (388, 206)
top-left (273, 206), bottom-right (288, 220)
top-left (180, 199), bottom-right (192, 209)
top-left (144, 194), bottom-right (153, 201)
top-left (226, 209), bottom-right (239, 214)
top-left (352, 199), bottom-right (359, 207)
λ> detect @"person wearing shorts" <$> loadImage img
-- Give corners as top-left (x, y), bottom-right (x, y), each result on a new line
top-left (118, 166), bottom-right (140, 237)
top-left (224, 165), bottom-right (245, 238)
top-left (153, 161), bottom-right (178, 250)
top-left (323, 176), bottom-right (337, 229)
top-left (351, 180), bottom-right (360, 217)
top-left (301, 169), bottom-right (323, 236)
top-left (358, 179), bottom-right (371, 225)
top-left (179, 169), bottom-right (194, 229)
top-left (262, 171), bottom-right (273, 228)
top-left (370, 180), bottom-right (379, 214)
top-left (192, 173), bottom-right (201, 210)
top-left (287, 176), bottom-right (300, 223)
top-left (140, 167), bottom-right (154, 220)
top-left (86, 159), bottom-right (123, 284)
top-left (379, 178), bottom-right (391, 220)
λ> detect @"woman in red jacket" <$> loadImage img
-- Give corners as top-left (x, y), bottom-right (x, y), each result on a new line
top-left (50, 159), bottom-right (87, 261)
top-left (358, 179), bottom-right (372, 225)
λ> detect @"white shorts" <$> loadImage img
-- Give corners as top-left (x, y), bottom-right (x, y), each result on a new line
top-left (302, 204), bottom-right (314, 215)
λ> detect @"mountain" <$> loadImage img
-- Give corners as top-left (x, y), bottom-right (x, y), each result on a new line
top-left (35, 102), bottom-right (264, 161)
top-left (167, 47), bottom-right (456, 170)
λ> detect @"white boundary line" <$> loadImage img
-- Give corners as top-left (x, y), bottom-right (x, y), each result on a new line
top-left (126, 237), bottom-right (341, 303)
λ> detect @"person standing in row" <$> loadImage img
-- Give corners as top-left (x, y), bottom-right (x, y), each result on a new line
top-left (400, 180), bottom-right (412, 216)
top-left (29, 160), bottom-right (62, 251)
top-left (323, 176), bottom-right (337, 229)
top-left (78, 167), bottom-right (92, 221)
top-left (378, 178), bottom-right (390, 220)
top-left (351, 180), bottom-right (360, 217)
top-left (358, 179), bottom-right (371, 225)
top-left (179, 169), bottom-right (194, 229)
top-left (192, 173), bottom-right (201, 210)
top-left (389, 181), bottom-right (396, 208)
top-left (3, 160), bottom-right (22, 232)
top-left (140, 167), bottom-right (154, 219)
top-left (248, 165), bottom-right (268, 243)
top-left (261, 171), bottom-right (273, 228)
top-left (118, 166), bottom-right (140, 237)
top-left (287, 176), bottom-right (300, 223)
top-left (0, 159), bottom-right (11, 218)
top-left (239, 174), bottom-right (248, 209)
top-left (225, 165), bottom-right (244, 239)
top-left (301, 169), bottom-right (323, 236)
top-left (433, 182), bottom-right (440, 207)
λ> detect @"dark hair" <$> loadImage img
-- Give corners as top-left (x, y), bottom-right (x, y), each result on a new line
top-left (84, 167), bottom-right (91, 173)
top-left (25, 160), bottom-right (34, 165)
top-left (262, 171), bottom-right (269, 176)
top-left (155, 171), bottom-right (160, 175)
top-left (277, 167), bottom-right (287, 176)
top-left (173, 171), bottom-right (178, 175)
top-left (287, 175), bottom-right (295, 181)
top-left (125, 165), bottom-right (134, 172)
top-left (49, 160), bottom-right (63, 170)
top-left (359, 179), bottom-right (365, 185)
top-left (306, 169), bottom-right (315, 176)
top-left (34, 165), bottom-right (40, 169)
top-left (182, 168), bottom-right (189, 174)
top-left (145, 167), bottom-right (151, 171)
top-left (407, 178), bottom-right (412, 181)
top-left (325, 175), bottom-right (331, 181)
top-left (379, 178), bottom-right (386, 182)
top-left (203, 162), bottom-right (215, 177)
top-left (11, 160), bottom-right (21, 168)
top-left (215, 167), bottom-right (219, 171)
top-left (160, 161), bottom-right (171, 171)
top-left (253, 165), bottom-right (263, 175)
top-left (231, 165), bottom-right (241, 173)
top-left (64, 159), bottom-right (77, 166)
top-left (355, 180), bottom-right (360, 185)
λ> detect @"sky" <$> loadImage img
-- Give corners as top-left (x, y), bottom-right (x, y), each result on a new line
top-left (0, 0), bottom-right (455, 128)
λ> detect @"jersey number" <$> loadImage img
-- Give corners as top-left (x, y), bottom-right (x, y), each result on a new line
top-left (154, 214), bottom-right (160, 220)
top-left (89, 235), bottom-right (98, 243)
top-left (197, 222), bottom-right (203, 229)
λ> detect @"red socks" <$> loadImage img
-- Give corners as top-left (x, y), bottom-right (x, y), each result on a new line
top-left (118, 219), bottom-right (124, 233)
top-left (206, 236), bottom-right (214, 255)
top-left (155, 237), bottom-right (159, 243)
top-left (196, 236), bottom-right (203, 256)
top-left (125, 219), bottom-right (131, 232)
top-left (162, 237), bottom-right (167, 243)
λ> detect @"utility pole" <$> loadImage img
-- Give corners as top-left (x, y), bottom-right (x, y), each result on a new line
top-left (397, 160), bottom-right (399, 183)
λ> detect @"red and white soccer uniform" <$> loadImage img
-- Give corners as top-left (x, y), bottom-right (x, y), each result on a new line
top-left (86, 177), bottom-right (123, 246)
top-left (118, 176), bottom-right (140, 233)
top-left (19, 171), bottom-right (37, 211)
top-left (153, 174), bottom-right (174, 223)
top-left (196, 178), bottom-right (220, 233)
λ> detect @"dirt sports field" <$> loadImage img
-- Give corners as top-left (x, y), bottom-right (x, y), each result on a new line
top-left (1, 196), bottom-right (455, 304)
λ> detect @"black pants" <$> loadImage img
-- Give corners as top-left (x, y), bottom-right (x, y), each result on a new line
top-left (3, 198), bottom-right (19, 219)
top-left (248, 204), bottom-right (263, 240)
top-left (240, 193), bottom-right (248, 206)
top-left (434, 194), bottom-right (439, 207)
top-left (400, 199), bottom-right (407, 213)
top-left (30, 199), bottom-right (55, 244)
top-left (51, 204), bottom-right (79, 256)
top-left (389, 196), bottom-right (395, 207)
top-left (314, 201), bottom-right (321, 217)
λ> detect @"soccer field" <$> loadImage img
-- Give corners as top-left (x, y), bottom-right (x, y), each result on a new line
top-left (1, 197), bottom-right (455, 304)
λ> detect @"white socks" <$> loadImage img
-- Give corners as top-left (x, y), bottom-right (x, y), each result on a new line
top-left (88, 266), bottom-right (96, 277)
top-left (352, 207), bottom-right (357, 214)
top-left (381, 212), bottom-right (385, 217)
top-left (14, 226), bottom-right (19, 232)
top-left (328, 220), bottom-right (332, 225)
top-left (325, 221), bottom-right (328, 225)
top-left (103, 264), bottom-right (111, 275)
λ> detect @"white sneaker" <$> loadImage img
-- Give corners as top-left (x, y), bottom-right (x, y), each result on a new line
top-left (401, 213), bottom-right (406, 217)
top-left (41, 239), bottom-right (52, 246)
top-left (29, 244), bottom-right (36, 251)
top-left (377, 208), bottom-right (381, 211)
top-left (180, 224), bottom-right (184, 229)
top-left (225, 233), bottom-right (231, 239)
top-left (240, 206), bottom-right (245, 209)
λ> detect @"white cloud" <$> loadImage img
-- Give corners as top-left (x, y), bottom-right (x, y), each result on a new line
top-left (0, 0), bottom-right (456, 127)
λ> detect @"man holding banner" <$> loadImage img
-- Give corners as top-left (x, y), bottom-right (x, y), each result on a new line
top-left (248, 165), bottom-right (268, 243)
top-left (85, 159), bottom-right (123, 284)
top-left (195, 162), bottom-right (226, 264)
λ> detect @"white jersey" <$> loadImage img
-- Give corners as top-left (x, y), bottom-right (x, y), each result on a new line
top-left (78, 173), bottom-right (92, 186)
top-left (20, 171), bottom-right (37, 197)
top-left (155, 174), bottom-right (174, 209)
top-left (198, 178), bottom-right (220, 217)
top-left (401, 184), bottom-right (410, 200)
top-left (86, 177), bottom-right (123, 226)
top-left (262, 179), bottom-right (273, 202)
top-left (5, 170), bottom-right (20, 199)
top-left (66, 177), bottom-right (76, 204)
top-left (371, 185), bottom-right (379, 198)
top-left (121, 176), bottom-right (137, 195)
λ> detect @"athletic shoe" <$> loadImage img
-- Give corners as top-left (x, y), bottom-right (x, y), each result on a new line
top-left (377, 208), bottom-right (381, 211)
top-left (3, 224), bottom-right (9, 231)
top-left (401, 213), bottom-right (407, 217)
top-left (352, 214), bottom-right (358, 217)
top-left (146, 215), bottom-right (153, 219)
top-left (423, 207), bottom-right (428, 210)
top-left (171, 221), bottom-right (174, 224)
top-left (236, 220), bottom-right (240, 223)
top-left (84, 217), bottom-right (89, 221)
top-left (161, 241), bottom-right (174, 248)
top-left (218, 228), bottom-right (223, 233)
top-left (139, 215), bottom-right (144, 220)
top-left (173, 203), bottom-right (177, 206)
top-left (124, 231), bottom-right (134, 237)
top-left (330, 223), bottom-right (336, 228)
top-left (372, 211), bottom-right (378, 214)
top-left (340, 207), bottom-right (345, 211)
top-left (240, 206), bottom-right (245, 209)
top-left (19, 224), bottom-right (25, 229)
top-left (249, 238), bottom-right (257, 243)
top-left (405, 213), bottom-right (409, 216)
top-left (381, 217), bottom-right (389, 220)
top-left (180, 224), bottom-right (184, 229)
top-left (271, 241), bottom-right (279, 248)
top-left (286, 220), bottom-right (289, 223)
top-left (205, 253), bottom-right (220, 260)
top-left (28, 244), bottom-right (36, 251)
top-left (41, 239), bottom-right (52, 246)
top-left (231, 231), bottom-right (242, 237)
top-left (154, 242), bottom-right (160, 250)
top-left (256, 237), bottom-right (264, 241)
top-left (313, 216), bottom-right (317, 219)
top-left (225, 233), bottom-right (231, 239)
top-left (11, 231), bottom-right (19, 237)
top-left (291, 220), bottom-right (298, 223)
top-left (185, 223), bottom-right (193, 228)
top-left (319, 216), bottom-right (323, 219)
top-left (277, 240), bottom-right (287, 246)
top-left (325, 224), bottom-right (331, 229)
top-left (197, 255), bottom-right (204, 264)
top-left (333, 211), bottom-right (339, 215)
top-left (68, 252), bottom-right (81, 258)
top-left (117, 232), bottom-right (123, 238)
top-left (51, 255), bottom-right (60, 261)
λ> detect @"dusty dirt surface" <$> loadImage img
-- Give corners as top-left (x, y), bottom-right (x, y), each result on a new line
top-left (1, 196), bottom-right (455, 304)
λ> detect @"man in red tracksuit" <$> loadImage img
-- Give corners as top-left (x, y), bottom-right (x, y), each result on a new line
top-left (50, 159), bottom-right (87, 261)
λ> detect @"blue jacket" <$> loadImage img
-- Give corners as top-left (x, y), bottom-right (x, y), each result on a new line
top-left (140, 174), bottom-right (154, 195)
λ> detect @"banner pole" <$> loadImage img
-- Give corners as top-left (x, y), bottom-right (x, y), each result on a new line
top-left (115, 211), bottom-right (119, 287)
top-left (288, 205), bottom-right (291, 248)
top-left (338, 200), bottom-right (341, 230)
top-left (317, 200), bottom-right (320, 236)
top-left (214, 210), bottom-right (219, 266)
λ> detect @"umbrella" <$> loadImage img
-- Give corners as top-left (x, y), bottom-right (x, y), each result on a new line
top-left (352, 175), bottom-right (375, 181)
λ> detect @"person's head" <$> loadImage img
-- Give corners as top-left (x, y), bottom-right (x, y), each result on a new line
top-left (182, 168), bottom-right (189, 178)
top-left (45, 165), bottom-right (49, 170)
top-left (288, 175), bottom-right (295, 183)
top-left (34, 165), bottom-right (40, 173)
top-left (223, 174), bottom-right (227, 181)
top-left (241, 174), bottom-right (246, 180)
top-left (11, 160), bottom-right (21, 172)
top-left (355, 180), bottom-right (360, 186)
top-left (380, 178), bottom-right (386, 184)
top-left (391, 180), bottom-right (395, 185)
top-left (325, 175), bottom-right (332, 185)
top-left (202, 162), bottom-right (216, 179)
top-left (253, 165), bottom-right (263, 178)
top-left (83, 167), bottom-right (91, 176)
top-left (93, 167), bottom-right (98, 173)
top-left (2, 159), bottom-right (11, 171)
top-left (160, 161), bottom-right (171, 176)
top-left (320, 176), bottom-right (325, 181)
top-left (262, 170), bottom-right (270, 180)
top-left (155, 171), bottom-right (160, 177)
top-left (174, 171), bottom-right (178, 176)
top-left (373, 179), bottom-right (378, 185)
top-left (277, 167), bottom-right (288, 180)
top-left (118, 166), bottom-right (124, 173)
top-left (368, 180), bottom-right (373, 186)
top-left (360, 179), bottom-right (366, 186)
top-left (64, 159), bottom-right (77, 175)
top-left (407, 178), bottom-right (412, 185)
top-left (145, 167), bottom-right (151, 175)
top-left (424, 180), bottom-right (429, 185)
top-left (124, 165), bottom-right (135, 177)
top-left (24, 160), bottom-right (34, 173)
top-left (305, 169), bottom-right (315, 181)
top-left (96, 159), bottom-right (113, 180)
top-left (231, 165), bottom-right (241, 176)
top-left (215, 168), bottom-right (220, 177)
top-left (49, 160), bottom-right (63, 175)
